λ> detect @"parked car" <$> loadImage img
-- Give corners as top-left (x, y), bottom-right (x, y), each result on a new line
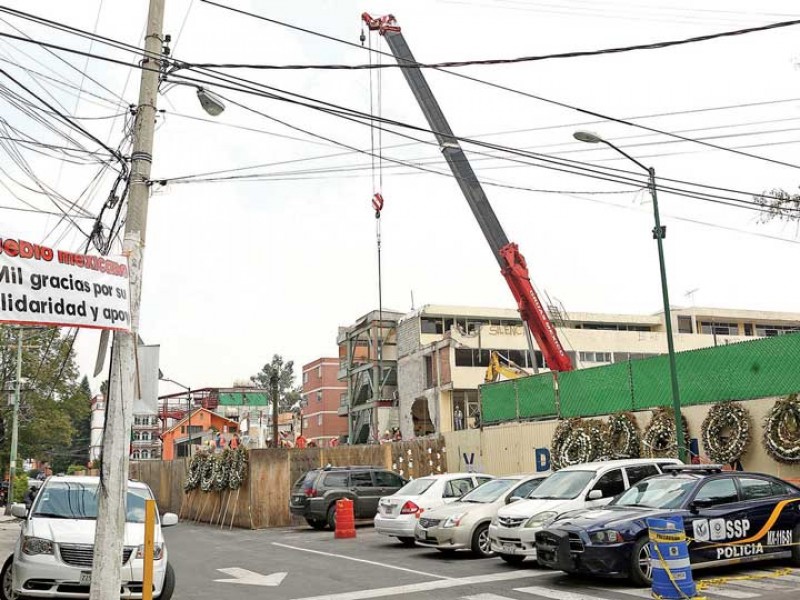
top-left (536, 465), bottom-right (800, 586)
top-left (1, 475), bottom-right (178, 600)
top-left (374, 472), bottom-right (494, 546)
top-left (289, 466), bottom-right (407, 530)
top-left (489, 458), bottom-right (681, 565)
top-left (415, 474), bottom-right (547, 557)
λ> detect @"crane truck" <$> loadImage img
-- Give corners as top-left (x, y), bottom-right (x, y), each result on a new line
top-left (362, 13), bottom-right (573, 373)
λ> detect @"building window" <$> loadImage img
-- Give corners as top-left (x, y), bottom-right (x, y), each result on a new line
top-left (303, 372), bottom-right (309, 384)
top-left (744, 323), bottom-right (753, 336)
top-left (317, 414), bottom-right (323, 426)
top-left (421, 317), bottom-right (443, 334)
top-left (424, 356), bottom-right (435, 389)
top-left (141, 450), bottom-right (150, 459)
top-left (132, 451), bottom-right (140, 460)
top-left (699, 322), bottom-right (738, 336)
top-left (303, 418), bottom-right (309, 430)
top-left (318, 365), bottom-right (323, 378)
top-left (317, 391), bottom-right (322, 403)
top-left (677, 316), bottom-right (693, 334)
top-left (452, 390), bottom-right (480, 429)
top-left (141, 431), bottom-right (151, 441)
top-left (579, 351), bottom-right (613, 363)
top-left (455, 348), bottom-right (473, 367)
top-left (755, 324), bottom-right (799, 337)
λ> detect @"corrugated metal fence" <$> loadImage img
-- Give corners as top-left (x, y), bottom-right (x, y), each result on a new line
top-left (481, 332), bottom-right (800, 423)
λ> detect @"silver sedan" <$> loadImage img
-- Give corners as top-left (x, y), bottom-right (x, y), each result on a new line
top-left (414, 474), bottom-right (547, 557)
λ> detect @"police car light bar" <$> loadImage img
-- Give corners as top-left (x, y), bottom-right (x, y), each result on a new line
top-left (661, 465), bottom-right (724, 475)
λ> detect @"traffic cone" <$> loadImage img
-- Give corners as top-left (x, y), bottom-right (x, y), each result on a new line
top-left (334, 498), bottom-right (356, 539)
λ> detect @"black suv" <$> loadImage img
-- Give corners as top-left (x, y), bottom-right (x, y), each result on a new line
top-left (290, 466), bottom-right (407, 529)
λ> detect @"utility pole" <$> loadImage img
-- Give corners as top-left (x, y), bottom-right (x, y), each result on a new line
top-left (270, 374), bottom-right (279, 448)
top-left (5, 328), bottom-right (22, 514)
top-left (90, 1), bottom-right (164, 598)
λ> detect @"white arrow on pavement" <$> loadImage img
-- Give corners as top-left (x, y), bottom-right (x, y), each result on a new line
top-left (215, 567), bottom-right (288, 586)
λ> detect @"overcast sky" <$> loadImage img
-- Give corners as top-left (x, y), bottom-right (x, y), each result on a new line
top-left (3, 0), bottom-right (800, 395)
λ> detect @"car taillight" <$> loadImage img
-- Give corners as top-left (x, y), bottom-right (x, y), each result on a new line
top-left (400, 501), bottom-right (420, 515)
top-left (304, 487), bottom-right (317, 498)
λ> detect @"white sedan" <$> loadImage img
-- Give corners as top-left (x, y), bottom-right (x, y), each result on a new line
top-left (374, 473), bottom-right (493, 546)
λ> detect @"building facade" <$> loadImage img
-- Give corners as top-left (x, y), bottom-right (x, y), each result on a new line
top-left (301, 358), bottom-right (347, 446)
top-left (337, 309), bottom-right (404, 444)
top-left (392, 305), bottom-right (800, 440)
top-left (160, 408), bottom-right (239, 460)
top-left (131, 414), bottom-right (161, 460)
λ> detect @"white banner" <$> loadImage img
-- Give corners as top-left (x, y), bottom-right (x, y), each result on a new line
top-left (0, 235), bottom-right (131, 331)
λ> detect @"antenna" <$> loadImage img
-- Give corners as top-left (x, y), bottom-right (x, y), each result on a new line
top-left (684, 288), bottom-right (699, 306)
top-left (410, 290), bottom-right (415, 310)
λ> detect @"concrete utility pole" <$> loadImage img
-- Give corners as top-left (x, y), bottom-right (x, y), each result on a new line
top-left (5, 328), bottom-right (22, 514)
top-left (271, 374), bottom-right (279, 448)
top-left (90, 1), bottom-right (164, 598)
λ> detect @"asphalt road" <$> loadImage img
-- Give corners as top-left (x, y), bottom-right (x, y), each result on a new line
top-left (161, 522), bottom-right (800, 600)
top-left (0, 517), bottom-right (797, 600)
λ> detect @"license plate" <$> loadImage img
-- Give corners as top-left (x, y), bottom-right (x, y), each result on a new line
top-left (503, 543), bottom-right (515, 552)
top-left (80, 571), bottom-right (91, 585)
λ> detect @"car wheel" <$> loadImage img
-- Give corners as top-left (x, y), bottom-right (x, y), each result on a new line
top-left (157, 563), bottom-right (175, 600)
top-left (471, 524), bottom-right (493, 558)
top-left (397, 537), bottom-right (416, 547)
top-left (326, 505), bottom-right (337, 530)
top-left (499, 553), bottom-right (524, 566)
top-left (306, 518), bottom-right (326, 531)
top-left (791, 523), bottom-right (800, 566)
top-left (0, 556), bottom-right (20, 600)
top-left (630, 536), bottom-right (653, 587)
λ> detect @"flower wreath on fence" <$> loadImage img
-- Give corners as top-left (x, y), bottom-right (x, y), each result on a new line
top-left (607, 412), bottom-right (641, 459)
top-left (183, 447), bottom-right (249, 493)
top-left (551, 418), bottom-right (608, 469)
top-left (701, 401), bottom-right (751, 464)
top-left (643, 408), bottom-right (689, 458)
top-left (763, 394), bottom-right (800, 464)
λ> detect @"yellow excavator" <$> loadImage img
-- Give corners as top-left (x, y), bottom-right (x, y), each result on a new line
top-left (484, 351), bottom-right (529, 383)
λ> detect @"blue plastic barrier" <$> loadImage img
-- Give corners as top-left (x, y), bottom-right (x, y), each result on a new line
top-left (646, 516), bottom-right (697, 599)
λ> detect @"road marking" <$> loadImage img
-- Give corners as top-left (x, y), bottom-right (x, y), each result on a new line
top-left (770, 574), bottom-right (800, 583)
top-left (271, 542), bottom-right (454, 580)
top-left (589, 586), bottom-right (651, 598)
top-left (515, 587), bottom-right (604, 600)
top-left (725, 579), bottom-right (790, 591)
top-left (214, 568), bottom-right (287, 587)
top-left (702, 589), bottom-right (760, 599)
top-left (462, 595), bottom-right (517, 600)
top-left (286, 570), bottom-right (546, 600)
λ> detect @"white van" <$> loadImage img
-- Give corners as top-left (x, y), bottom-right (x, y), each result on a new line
top-left (488, 458), bottom-right (681, 564)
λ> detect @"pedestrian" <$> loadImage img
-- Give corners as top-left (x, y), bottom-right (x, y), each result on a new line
top-left (229, 433), bottom-right (239, 449)
top-left (24, 485), bottom-right (37, 510)
top-left (453, 406), bottom-right (463, 431)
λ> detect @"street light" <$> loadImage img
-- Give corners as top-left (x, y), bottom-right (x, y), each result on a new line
top-left (573, 130), bottom-right (686, 462)
top-left (160, 377), bottom-right (194, 458)
top-left (196, 87), bottom-right (226, 116)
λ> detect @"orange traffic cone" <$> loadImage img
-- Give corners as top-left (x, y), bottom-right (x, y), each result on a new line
top-left (334, 498), bottom-right (356, 539)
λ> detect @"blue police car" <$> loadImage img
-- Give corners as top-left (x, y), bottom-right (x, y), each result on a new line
top-left (535, 465), bottom-right (800, 586)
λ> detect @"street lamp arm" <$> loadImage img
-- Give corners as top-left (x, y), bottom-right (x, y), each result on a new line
top-left (598, 139), bottom-right (650, 174)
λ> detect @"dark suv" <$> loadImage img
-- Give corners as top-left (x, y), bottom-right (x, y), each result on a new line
top-left (290, 466), bottom-right (407, 530)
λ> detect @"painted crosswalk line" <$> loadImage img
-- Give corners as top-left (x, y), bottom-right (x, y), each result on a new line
top-left (515, 587), bottom-right (608, 600)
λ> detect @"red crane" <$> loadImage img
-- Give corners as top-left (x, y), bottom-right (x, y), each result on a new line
top-left (362, 13), bottom-right (572, 372)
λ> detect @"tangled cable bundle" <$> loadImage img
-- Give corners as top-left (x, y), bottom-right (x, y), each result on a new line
top-left (643, 408), bottom-right (689, 458)
top-left (607, 412), bottom-right (641, 459)
top-left (702, 402), bottom-right (751, 464)
top-left (763, 394), bottom-right (800, 463)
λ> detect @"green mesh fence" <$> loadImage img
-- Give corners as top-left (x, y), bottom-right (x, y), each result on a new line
top-left (559, 361), bottom-right (634, 417)
top-left (480, 333), bottom-right (800, 421)
top-left (480, 379), bottom-right (517, 423)
top-left (517, 373), bottom-right (558, 419)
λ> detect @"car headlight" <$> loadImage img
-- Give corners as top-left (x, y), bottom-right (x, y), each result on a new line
top-left (136, 543), bottom-right (164, 561)
top-left (524, 511), bottom-right (558, 529)
top-left (442, 513), bottom-right (466, 528)
top-left (589, 529), bottom-right (624, 544)
top-left (22, 537), bottom-right (53, 555)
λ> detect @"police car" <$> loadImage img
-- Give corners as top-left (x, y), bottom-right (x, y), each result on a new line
top-left (535, 465), bottom-right (800, 586)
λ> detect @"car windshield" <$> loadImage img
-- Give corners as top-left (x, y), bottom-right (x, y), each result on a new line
top-left (32, 481), bottom-right (153, 522)
top-left (529, 470), bottom-right (595, 500)
top-left (613, 476), bottom-right (696, 509)
top-left (460, 478), bottom-right (517, 503)
top-left (397, 478), bottom-right (435, 496)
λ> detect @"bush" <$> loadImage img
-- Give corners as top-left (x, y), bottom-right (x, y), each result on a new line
top-left (12, 471), bottom-right (28, 504)
top-left (66, 464), bottom-right (86, 475)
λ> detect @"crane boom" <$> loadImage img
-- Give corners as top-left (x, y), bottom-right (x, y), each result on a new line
top-left (362, 13), bottom-right (573, 372)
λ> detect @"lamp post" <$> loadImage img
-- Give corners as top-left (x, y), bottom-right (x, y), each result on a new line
top-left (160, 377), bottom-right (193, 458)
top-left (573, 131), bottom-right (686, 462)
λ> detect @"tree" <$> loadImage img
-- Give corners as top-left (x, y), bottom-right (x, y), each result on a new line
top-left (250, 354), bottom-right (302, 413)
top-left (754, 188), bottom-right (800, 222)
top-left (0, 326), bottom-right (89, 472)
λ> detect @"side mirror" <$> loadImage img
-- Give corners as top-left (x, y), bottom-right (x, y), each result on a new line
top-left (11, 504), bottom-right (28, 519)
top-left (161, 513), bottom-right (179, 527)
top-left (689, 499), bottom-right (713, 514)
top-left (587, 489), bottom-right (603, 501)
top-left (507, 496), bottom-right (523, 504)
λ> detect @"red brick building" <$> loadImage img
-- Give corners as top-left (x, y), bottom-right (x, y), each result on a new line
top-left (301, 357), bottom-right (347, 446)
